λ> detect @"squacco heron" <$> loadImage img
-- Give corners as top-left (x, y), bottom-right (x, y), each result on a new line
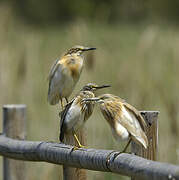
top-left (47, 45), bottom-right (96, 109)
top-left (83, 94), bottom-right (148, 153)
top-left (59, 83), bottom-right (110, 148)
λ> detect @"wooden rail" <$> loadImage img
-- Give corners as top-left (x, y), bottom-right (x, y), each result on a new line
top-left (0, 135), bottom-right (178, 180)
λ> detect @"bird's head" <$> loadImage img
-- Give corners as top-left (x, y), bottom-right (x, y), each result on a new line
top-left (65, 45), bottom-right (96, 56)
top-left (81, 83), bottom-right (110, 92)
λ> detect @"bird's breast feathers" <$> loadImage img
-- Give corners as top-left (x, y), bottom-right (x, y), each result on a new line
top-left (62, 55), bottom-right (84, 81)
top-left (64, 103), bottom-right (85, 132)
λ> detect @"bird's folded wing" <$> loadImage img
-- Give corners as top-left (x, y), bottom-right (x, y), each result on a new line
top-left (118, 105), bottom-right (148, 148)
top-left (123, 102), bottom-right (147, 131)
top-left (47, 58), bottom-right (61, 81)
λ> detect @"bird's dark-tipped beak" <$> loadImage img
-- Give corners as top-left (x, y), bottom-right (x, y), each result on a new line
top-left (95, 84), bottom-right (111, 89)
top-left (83, 47), bottom-right (96, 51)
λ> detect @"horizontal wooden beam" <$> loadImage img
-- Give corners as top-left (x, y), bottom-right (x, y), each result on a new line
top-left (0, 135), bottom-right (178, 180)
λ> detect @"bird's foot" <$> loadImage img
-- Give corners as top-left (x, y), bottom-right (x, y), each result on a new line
top-left (70, 146), bottom-right (79, 152)
top-left (112, 151), bottom-right (131, 162)
top-left (78, 144), bottom-right (86, 149)
top-left (73, 133), bottom-right (86, 149)
top-left (70, 144), bottom-right (86, 153)
top-left (112, 152), bottom-right (122, 161)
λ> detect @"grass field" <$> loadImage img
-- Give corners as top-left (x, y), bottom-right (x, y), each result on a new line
top-left (1, 6), bottom-right (179, 180)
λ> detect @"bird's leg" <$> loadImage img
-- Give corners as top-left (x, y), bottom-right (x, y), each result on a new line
top-left (60, 98), bottom-right (64, 110)
top-left (65, 97), bottom-right (68, 104)
top-left (121, 138), bottom-right (132, 153)
top-left (112, 138), bottom-right (132, 161)
top-left (70, 133), bottom-right (86, 151)
top-left (74, 133), bottom-right (86, 148)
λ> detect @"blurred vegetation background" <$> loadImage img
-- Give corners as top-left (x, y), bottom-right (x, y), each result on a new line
top-left (0, 1), bottom-right (179, 180)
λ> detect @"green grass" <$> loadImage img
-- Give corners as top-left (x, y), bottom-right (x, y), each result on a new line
top-left (1, 6), bottom-right (179, 180)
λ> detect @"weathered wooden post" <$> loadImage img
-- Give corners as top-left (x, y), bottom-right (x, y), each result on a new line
top-left (131, 111), bottom-right (159, 180)
top-left (63, 129), bottom-right (87, 180)
top-left (3, 104), bottom-right (26, 180)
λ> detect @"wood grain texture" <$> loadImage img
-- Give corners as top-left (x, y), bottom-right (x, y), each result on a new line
top-left (3, 104), bottom-right (26, 180)
top-left (0, 135), bottom-right (178, 180)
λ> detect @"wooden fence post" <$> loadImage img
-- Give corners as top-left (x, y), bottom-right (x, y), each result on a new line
top-left (3, 104), bottom-right (26, 180)
top-left (131, 111), bottom-right (159, 180)
top-left (63, 128), bottom-right (87, 180)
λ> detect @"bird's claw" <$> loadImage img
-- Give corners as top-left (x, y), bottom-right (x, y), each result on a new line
top-left (112, 152), bottom-right (122, 161)
top-left (79, 145), bottom-right (86, 149)
top-left (112, 151), bottom-right (131, 162)
top-left (70, 145), bottom-right (86, 153)
top-left (70, 146), bottom-right (79, 152)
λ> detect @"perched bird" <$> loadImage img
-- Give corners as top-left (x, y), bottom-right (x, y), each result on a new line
top-left (83, 94), bottom-right (148, 153)
top-left (59, 83), bottom-right (110, 148)
top-left (47, 45), bottom-right (96, 109)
